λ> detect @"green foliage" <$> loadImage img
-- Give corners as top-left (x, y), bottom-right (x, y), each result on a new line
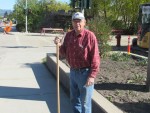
top-left (9, 0), bottom-right (150, 34)
top-left (111, 20), bottom-right (126, 29)
top-left (127, 74), bottom-right (144, 84)
top-left (110, 52), bottom-right (131, 61)
top-left (85, 0), bottom-right (150, 34)
top-left (106, 95), bottom-right (113, 102)
top-left (46, 1), bottom-right (71, 12)
top-left (16, 23), bottom-right (25, 32)
top-left (136, 58), bottom-right (148, 66)
top-left (88, 17), bottom-right (112, 58)
top-left (10, 0), bottom-right (71, 32)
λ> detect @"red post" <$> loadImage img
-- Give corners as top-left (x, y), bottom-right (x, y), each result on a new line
top-left (128, 36), bottom-right (131, 54)
top-left (115, 33), bottom-right (121, 47)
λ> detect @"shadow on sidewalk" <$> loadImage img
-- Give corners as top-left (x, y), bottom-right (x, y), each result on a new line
top-left (0, 62), bottom-right (71, 113)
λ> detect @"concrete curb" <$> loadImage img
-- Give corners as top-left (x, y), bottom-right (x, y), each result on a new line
top-left (46, 53), bottom-right (123, 113)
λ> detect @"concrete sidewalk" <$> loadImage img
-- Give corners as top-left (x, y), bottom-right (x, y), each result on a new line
top-left (0, 32), bottom-right (73, 113)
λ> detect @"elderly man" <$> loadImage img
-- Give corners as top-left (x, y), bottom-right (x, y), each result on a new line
top-left (54, 12), bottom-right (100, 113)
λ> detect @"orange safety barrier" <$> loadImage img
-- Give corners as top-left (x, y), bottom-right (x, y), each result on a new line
top-left (128, 35), bottom-right (131, 54)
top-left (3, 20), bottom-right (12, 34)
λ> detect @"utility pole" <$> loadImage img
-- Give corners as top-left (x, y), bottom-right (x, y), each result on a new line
top-left (25, 0), bottom-right (28, 33)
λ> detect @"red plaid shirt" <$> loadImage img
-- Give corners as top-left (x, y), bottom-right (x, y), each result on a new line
top-left (60, 29), bottom-right (100, 78)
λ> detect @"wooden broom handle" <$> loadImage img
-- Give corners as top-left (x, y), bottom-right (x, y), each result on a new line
top-left (56, 43), bottom-right (60, 113)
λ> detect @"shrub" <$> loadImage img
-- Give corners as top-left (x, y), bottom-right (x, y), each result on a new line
top-left (16, 23), bottom-right (25, 32)
top-left (136, 58), bottom-right (148, 66)
top-left (87, 17), bottom-right (112, 58)
top-left (110, 52), bottom-right (131, 61)
top-left (111, 20), bottom-right (126, 29)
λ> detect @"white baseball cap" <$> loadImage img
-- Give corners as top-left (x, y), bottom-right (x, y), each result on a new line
top-left (72, 12), bottom-right (85, 20)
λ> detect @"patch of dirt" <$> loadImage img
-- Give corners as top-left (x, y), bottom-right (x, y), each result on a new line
top-left (95, 55), bottom-right (150, 113)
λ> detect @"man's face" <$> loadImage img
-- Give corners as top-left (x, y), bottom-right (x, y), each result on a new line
top-left (72, 19), bottom-right (86, 33)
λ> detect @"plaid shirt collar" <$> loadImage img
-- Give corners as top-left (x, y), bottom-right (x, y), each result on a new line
top-left (72, 29), bottom-right (85, 38)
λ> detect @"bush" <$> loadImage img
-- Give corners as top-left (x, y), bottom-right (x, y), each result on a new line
top-left (16, 23), bottom-right (25, 32)
top-left (111, 20), bottom-right (125, 29)
top-left (110, 52), bottom-right (131, 61)
top-left (88, 17), bottom-right (112, 58)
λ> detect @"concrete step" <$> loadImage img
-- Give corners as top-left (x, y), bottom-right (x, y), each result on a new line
top-left (46, 53), bottom-right (123, 113)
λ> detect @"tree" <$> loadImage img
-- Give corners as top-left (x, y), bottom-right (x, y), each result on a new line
top-left (3, 11), bottom-right (8, 18)
top-left (85, 0), bottom-right (150, 34)
top-left (109, 0), bottom-right (150, 32)
top-left (88, 17), bottom-right (112, 57)
top-left (10, 0), bottom-right (71, 32)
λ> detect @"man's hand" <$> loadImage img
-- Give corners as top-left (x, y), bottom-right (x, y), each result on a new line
top-left (86, 77), bottom-right (95, 86)
top-left (54, 36), bottom-right (61, 46)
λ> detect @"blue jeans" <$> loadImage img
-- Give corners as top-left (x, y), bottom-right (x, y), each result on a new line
top-left (70, 68), bottom-right (94, 113)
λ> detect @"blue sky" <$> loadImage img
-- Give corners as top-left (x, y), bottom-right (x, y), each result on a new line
top-left (0, 0), bottom-right (70, 10)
